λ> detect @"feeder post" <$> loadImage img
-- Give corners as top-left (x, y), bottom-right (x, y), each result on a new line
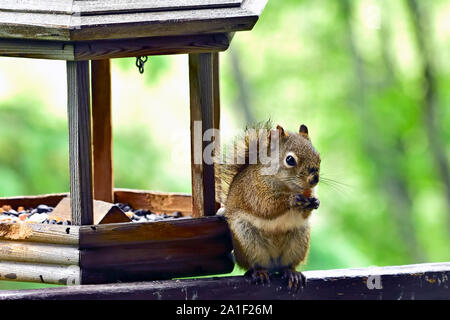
top-left (213, 52), bottom-right (220, 134)
top-left (189, 53), bottom-right (218, 217)
top-left (67, 61), bottom-right (94, 225)
top-left (91, 59), bottom-right (114, 203)
top-left (212, 52), bottom-right (221, 211)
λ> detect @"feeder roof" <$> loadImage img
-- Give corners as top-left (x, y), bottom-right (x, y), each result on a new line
top-left (0, 0), bottom-right (268, 41)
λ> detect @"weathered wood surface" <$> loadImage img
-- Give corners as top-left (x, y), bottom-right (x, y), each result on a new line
top-left (189, 53), bottom-right (217, 217)
top-left (81, 256), bottom-right (234, 284)
top-left (79, 215), bottom-right (228, 248)
top-left (0, 39), bottom-right (75, 60)
top-left (67, 60), bottom-right (94, 225)
top-left (80, 235), bottom-right (231, 268)
top-left (77, 0), bottom-right (243, 16)
top-left (212, 52), bottom-right (221, 135)
top-left (0, 34), bottom-right (230, 60)
top-left (0, 0), bottom-right (267, 41)
top-left (0, 223), bottom-right (79, 245)
top-left (0, 193), bottom-right (68, 209)
top-left (75, 8), bottom-right (256, 42)
top-left (0, 192), bottom-right (230, 285)
top-left (0, 240), bottom-right (79, 265)
top-left (0, 0), bottom-right (243, 15)
top-left (0, 215), bottom-right (231, 284)
top-left (0, 12), bottom-right (70, 41)
top-left (0, 261), bottom-right (80, 285)
top-left (74, 33), bottom-right (230, 60)
top-left (1, 262), bottom-right (448, 300)
top-left (114, 189), bottom-right (193, 215)
top-left (78, 215), bottom-right (232, 283)
top-left (91, 59), bottom-right (113, 203)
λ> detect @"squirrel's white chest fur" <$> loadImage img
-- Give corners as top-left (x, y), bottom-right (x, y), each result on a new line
top-left (234, 208), bottom-right (310, 233)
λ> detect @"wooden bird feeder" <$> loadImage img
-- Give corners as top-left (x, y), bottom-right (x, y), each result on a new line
top-left (0, 0), bottom-right (268, 285)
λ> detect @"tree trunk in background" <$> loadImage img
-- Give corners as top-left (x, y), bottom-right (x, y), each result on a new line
top-left (229, 46), bottom-right (255, 124)
top-left (406, 0), bottom-right (450, 234)
top-left (378, 1), bottom-right (395, 89)
top-left (340, 0), bottom-right (426, 262)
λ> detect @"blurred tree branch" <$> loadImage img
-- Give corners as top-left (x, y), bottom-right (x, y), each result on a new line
top-left (406, 0), bottom-right (450, 232)
top-left (340, 0), bottom-right (426, 262)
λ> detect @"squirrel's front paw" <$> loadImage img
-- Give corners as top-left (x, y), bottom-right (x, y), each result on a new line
top-left (293, 194), bottom-right (320, 210)
top-left (308, 197), bottom-right (320, 210)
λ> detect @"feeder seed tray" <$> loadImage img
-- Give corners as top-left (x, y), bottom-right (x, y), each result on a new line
top-left (0, 190), bottom-right (233, 285)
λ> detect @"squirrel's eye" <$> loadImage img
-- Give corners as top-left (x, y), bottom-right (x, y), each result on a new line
top-left (285, 155), bottom-right (297, 167)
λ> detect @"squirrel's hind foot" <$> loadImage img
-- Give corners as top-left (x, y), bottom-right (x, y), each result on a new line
top-left (281, 269), bottom-right (306, 292)
top-left (244, 268), bottom-right (270, 285)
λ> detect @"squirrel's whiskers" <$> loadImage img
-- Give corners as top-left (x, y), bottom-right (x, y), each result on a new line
top-left (317, 173), bottom-right (351, 196)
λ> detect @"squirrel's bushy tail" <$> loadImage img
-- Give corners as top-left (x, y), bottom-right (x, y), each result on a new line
top-left (214, 120), bottom-right (273, 204)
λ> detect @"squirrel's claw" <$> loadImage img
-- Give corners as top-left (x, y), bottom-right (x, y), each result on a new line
top-left (282, 269), bottom-right (306, 292)
top-left (245, 268), bottom-right (270, 285)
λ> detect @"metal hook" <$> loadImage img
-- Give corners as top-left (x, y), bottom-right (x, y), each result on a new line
top-left (136, 56), bottom-right (148, 74)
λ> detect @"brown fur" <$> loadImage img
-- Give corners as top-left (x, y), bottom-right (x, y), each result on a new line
top-left (219, 123), bottom-right (320, 272)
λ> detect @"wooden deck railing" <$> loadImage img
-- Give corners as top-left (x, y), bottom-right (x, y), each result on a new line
top-left (0, 262), bottom-right (448, 300)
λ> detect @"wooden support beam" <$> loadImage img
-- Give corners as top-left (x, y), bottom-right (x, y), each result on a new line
top-left (91, 59), bottom-right (114, 203)
top-left (0, 34), bottom-right (230, 61)
top-left (212, 52), bottom-right (221, 210)
top-left (1, 262), bottom-right (448, 299)
top-left (67, 61), bottom-right (94, 225)
top-left (74, 33), bottom-right (230, 60)
top-left (0, 38), bottom-right (75, 60)
top-left (212, 53), bottom-right (221, 133)
top-left (189, 53), bottom-right (217, 217)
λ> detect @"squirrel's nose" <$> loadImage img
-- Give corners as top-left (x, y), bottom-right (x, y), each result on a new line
top-left (309, 174), bottom-right (319, 187)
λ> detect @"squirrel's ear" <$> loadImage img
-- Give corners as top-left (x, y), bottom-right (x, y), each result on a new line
top-left (276, 125), bottom-right (286, 137)
top-left (299, 124), bottom-right (309, 140)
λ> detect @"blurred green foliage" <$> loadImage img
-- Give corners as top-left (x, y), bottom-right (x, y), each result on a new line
top-left (0, 0), bottom-right (449, 290)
